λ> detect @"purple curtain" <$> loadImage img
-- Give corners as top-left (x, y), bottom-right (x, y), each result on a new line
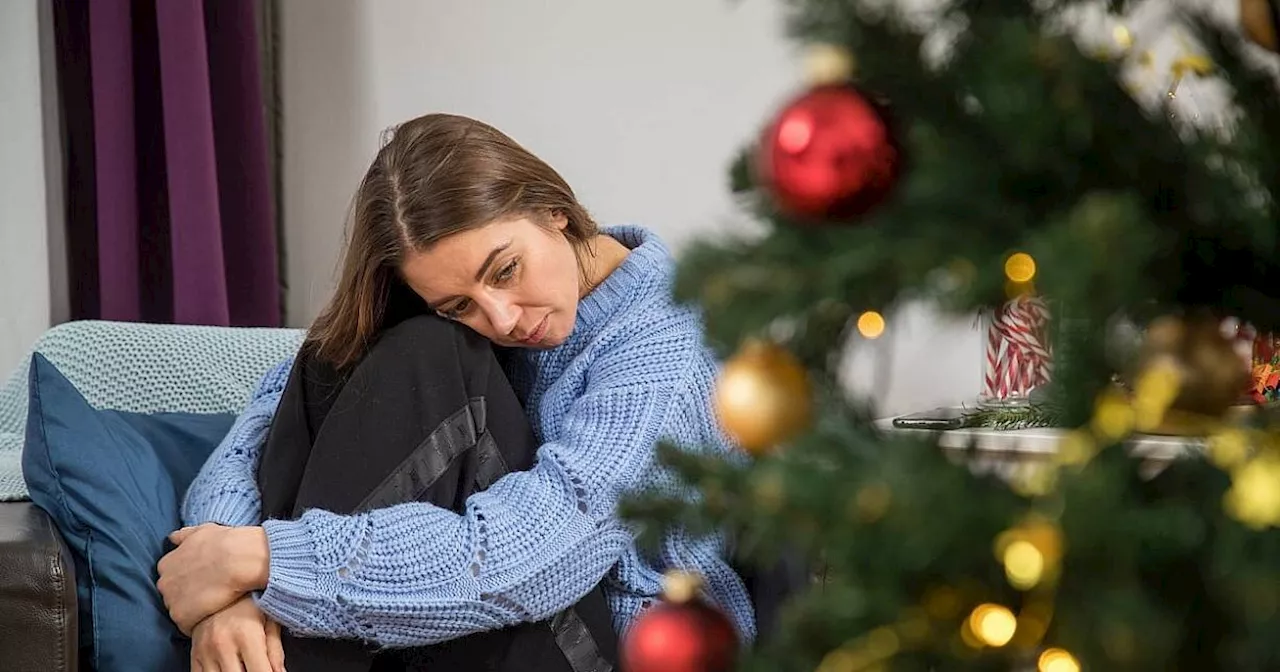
top-left (53, 0), bottom-right (280, 327)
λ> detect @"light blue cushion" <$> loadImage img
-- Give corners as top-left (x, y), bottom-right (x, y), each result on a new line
top-left (1, 320), bottom-right (305, 501)
top-left (21, 354), bottom-right (236, 671)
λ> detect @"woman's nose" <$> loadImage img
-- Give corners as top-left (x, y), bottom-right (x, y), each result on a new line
top-left (485, 300), bottom-right (520, 336)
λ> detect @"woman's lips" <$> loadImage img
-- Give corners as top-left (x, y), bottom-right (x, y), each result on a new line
top-left (521, 316), bottom-right (548, 345)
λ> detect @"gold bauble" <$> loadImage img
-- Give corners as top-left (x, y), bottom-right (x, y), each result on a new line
top-left (1133, 315), bottom-right (1250, 421)
top-left (714, 340), bottom-right (812, 455)
top-left (1241, 0), bottom-right (1280, 53)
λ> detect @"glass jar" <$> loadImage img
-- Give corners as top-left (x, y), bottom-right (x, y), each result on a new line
top-left (978, 296), bottom-right (1053, 408)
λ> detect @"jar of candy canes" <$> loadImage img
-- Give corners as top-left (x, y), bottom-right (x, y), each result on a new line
top-left (978, 295), bottom-right (1053, 407)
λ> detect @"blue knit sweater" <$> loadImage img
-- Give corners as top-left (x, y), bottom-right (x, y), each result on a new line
top-left (181, 226), bottom-right (756, 648)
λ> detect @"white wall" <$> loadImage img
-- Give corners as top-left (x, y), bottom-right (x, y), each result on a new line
top-left (278, 0), bottom-right (1250, 417)
top-left (280, 0), bottom-right (800, 320)
top-left (0, 0), bottom-right (52, 373)
top-left (279, 0), bottom-right (984, 415)
top-left (279, 0), bottom-right (376, 326)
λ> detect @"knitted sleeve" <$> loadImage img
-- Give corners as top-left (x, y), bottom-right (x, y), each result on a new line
top-left (254, 326), bottom-right (695, 647)
top-left (180, 358), bottom-right (293, 528)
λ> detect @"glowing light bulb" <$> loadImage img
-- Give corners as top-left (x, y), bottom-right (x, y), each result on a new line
top-left (1038, 648), bottom-right (1081, 672)
top-left (1004, 252), bottom-right (1037, 283)
top-left (968, 604), bottom-right (1017, 647)
top-left (857, 311), bottom-right (886, 339)
top-left (1003, 540), bottom-right (1045, 590)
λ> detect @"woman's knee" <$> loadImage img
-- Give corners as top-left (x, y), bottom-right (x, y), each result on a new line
top-left (366, 314), bottom-right (475, 365)
top-left (356, 314), bottom-right (498, 390)
top-left (375, 313), bottom-right (467, 351)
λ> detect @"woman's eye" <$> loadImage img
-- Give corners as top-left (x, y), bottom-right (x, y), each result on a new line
top-left (495, 259), bottom-right (518, 283)
top-left (444, 299), bottom-right (472, 319)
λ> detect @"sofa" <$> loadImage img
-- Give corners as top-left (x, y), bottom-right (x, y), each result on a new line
top-left (0, 500), bottom-right (77, 671)
top-left (0, 320), bottom-right (305, 671)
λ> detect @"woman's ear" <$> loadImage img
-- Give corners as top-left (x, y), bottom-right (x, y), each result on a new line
top-left (550, 209), bottom-right (569, 231)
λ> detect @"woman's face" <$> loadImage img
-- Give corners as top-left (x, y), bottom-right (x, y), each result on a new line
top-left (401, 213), bottom-right (582, 349)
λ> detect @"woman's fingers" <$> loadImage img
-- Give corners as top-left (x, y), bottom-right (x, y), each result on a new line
top-left (240, 635), bottom-right (275, 672)
top-left (217, 646), bottom-right (242, 672)
top-left (191, 596), bottom-right (279, 672)
top-left (169, 526), bottom-right (194, 544)
top-left (266, 620), bottom-right (286, 672)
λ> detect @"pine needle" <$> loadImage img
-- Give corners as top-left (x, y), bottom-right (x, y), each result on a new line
top-left (960, 404), bottom-right (1063, 430)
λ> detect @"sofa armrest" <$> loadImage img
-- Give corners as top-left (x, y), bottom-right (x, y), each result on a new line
top-left (0, 502), bottom-right (78, 672)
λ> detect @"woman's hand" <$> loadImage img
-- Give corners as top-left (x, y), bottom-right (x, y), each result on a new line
top-left (158, 523), bottom-right (271, 635)
top-left (190, 595), bottom-right (285, 672)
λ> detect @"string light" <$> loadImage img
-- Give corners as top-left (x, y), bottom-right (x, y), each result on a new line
top-left (857, 311), bottom-right (886, 339)
top-left (1038, 648), bottom-right (1081, 672)
top-left (995, 519), bottom-right (1064, 592)
top-left (1003, 540), bottom-right (1046, 590)
top-left (1004, 252), bottom-right (1037, 283)
top-left (967, 604), bottom-right (1017, 647)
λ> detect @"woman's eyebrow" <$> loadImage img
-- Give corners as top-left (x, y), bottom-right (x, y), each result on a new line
top-left (424, 239), bottom-right (516, 311)
top-left (474, 241), bottom-right (513, 281)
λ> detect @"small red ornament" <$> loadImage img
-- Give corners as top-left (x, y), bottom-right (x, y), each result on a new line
top-left (620, 572), bottom-right (738, 672)
top-left (758, 84), bottom-right (901, 222)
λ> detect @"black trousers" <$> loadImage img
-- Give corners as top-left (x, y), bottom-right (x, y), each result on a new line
top-left (255, 315), bottom-right (618, 672)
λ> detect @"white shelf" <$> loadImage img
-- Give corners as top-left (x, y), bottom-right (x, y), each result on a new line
top-left (875, 417), bottom-right (1203, 463)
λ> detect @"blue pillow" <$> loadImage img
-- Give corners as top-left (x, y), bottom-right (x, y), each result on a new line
top-left (21, 354), bottom-right (236, 672)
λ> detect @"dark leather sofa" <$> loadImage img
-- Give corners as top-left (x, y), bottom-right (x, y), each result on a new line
top-left (0, 501), bottom-right (77, 671)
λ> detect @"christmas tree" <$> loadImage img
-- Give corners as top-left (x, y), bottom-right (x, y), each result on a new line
top-left (620, 1), bottom-right (1280, 670)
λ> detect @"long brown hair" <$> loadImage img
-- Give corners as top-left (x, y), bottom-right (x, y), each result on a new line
top-left (304, 113), bottom-right (597, 370)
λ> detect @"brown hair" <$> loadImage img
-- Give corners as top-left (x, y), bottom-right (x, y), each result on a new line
top-left (303, 113), bottom-right (598, 370)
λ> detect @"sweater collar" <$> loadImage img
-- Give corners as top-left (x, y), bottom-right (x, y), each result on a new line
top-left (569, 225), bottom-right (671, 339)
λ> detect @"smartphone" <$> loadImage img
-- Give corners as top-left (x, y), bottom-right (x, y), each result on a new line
top-left (891, 406), bottom-right (969, 430)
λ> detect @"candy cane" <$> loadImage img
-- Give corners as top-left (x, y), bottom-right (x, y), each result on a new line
top-left (1014, 346), bottom-right (1029, 398)
top-left (983, 304), bottom-right (1008, 398)
top-left (1004, 347), bottom-right (1020, 400)
top-left (991, 306), bottom-right (1014, 398)
top-left (982, 296), bottom-right (1052, 402)
top-left (1012, 296), bottom-right (1051, 394)
top-left (1007, 297), bottom-right (1051, 395)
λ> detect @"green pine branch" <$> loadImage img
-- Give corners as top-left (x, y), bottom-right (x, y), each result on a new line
top-left (960, 404), bottom-right (1064, 431)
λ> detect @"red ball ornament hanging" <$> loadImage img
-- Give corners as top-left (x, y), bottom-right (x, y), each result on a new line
top-left (620, 571), bottom-right (738, 672)
top-left (758, 83), bottom-right (901, 222)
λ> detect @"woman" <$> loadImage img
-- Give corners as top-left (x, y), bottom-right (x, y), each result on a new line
top-left (156, 113), bottom-right (756, 671)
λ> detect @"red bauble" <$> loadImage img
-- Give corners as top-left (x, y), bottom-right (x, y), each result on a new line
top-left (758, 84), bottom-right (901, 222)
top-left (621, 600), bottom-right (738, 672)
